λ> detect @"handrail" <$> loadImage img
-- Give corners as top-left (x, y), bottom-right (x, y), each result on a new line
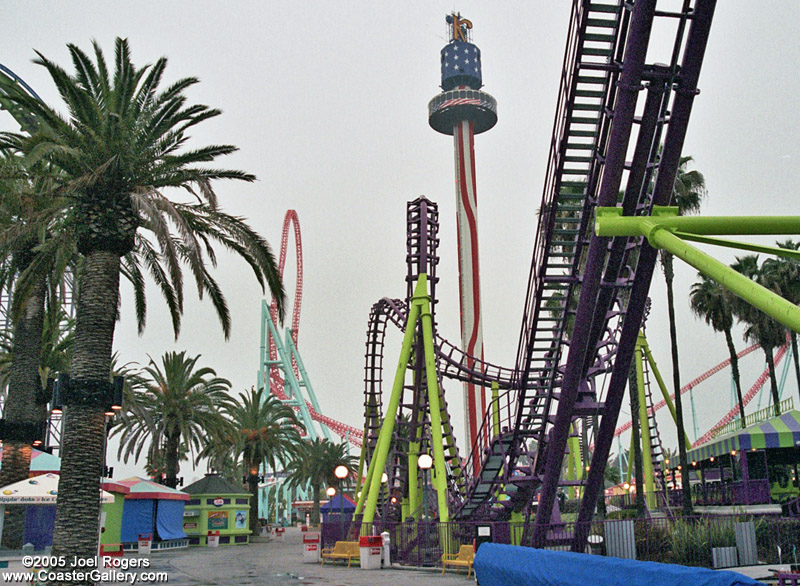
top-left (713, 397), bottom-right (794, 438)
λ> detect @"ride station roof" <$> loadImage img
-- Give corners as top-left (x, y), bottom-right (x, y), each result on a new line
top-left (688, 409), bottom-right (800, 462)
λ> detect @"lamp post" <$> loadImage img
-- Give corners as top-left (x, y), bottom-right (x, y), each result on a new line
top-left (418, 454), bottom-right (433, 520)
top-left (335, 465), bottom-right (349, 540)
top-left (379, 472), bottom-right (389, 524)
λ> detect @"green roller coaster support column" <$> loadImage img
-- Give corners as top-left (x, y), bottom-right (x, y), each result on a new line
top-left (635, 341), bottom-right (656, 510)
top-left (420, 291), bottom-right (450, 523)
top-left (567, 423), bottom-right (583, 498)
top-left (407, 437), bottom-right (420, 520)
top-left (285, 330), bottom-right (332, 440)
top-left (264, 313), bottom-right (317, 435)
top-left (510, 511), bottom-right (524, 546)
top-left (358, 277), bottom-right (424, 524)
top-left (640, 334), bottom-right (692, 451)
top-left (689, 387), bottom-right (699, 442)
top-left (626, 431), bottom-right (634, 486)
top-left (355, 441), bottom-right (366, 498)
top-left (258, 300), bottom-right (268, 390)
top-left (595, 207), bottom-right (800, 334)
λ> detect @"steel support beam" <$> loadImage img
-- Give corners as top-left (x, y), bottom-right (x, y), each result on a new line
top-left (572, 0), bottom-right (717, 552)
top-left (532, 0), bottom-right (658, 540)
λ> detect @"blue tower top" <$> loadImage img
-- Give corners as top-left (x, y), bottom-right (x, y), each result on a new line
top-left (441, 14), bottom-right (482, 90)
top-left (429, 13), bottom-right (497, 136)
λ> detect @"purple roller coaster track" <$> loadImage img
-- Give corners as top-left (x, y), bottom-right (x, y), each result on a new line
top-left (359, 0), bottom-right (720, 553)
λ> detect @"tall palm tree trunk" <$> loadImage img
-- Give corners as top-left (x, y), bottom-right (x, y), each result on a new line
top-left (164, 432), bottom-right (180, 488)
top-left (51, 251), bottom-right (120, 576)
top-left (311, 485), bottom-right (322, 526)
top-left (663, 252), bottom-right (693, 515)
top-left (246, 459), bottom-right (260, 535)
top-left (724, 328), bottom-right (746, 428)
top-left (0, 278), bottom-right (46, 548)
top-left (765, 347), bottom-right (781, 416)
top-left (791, 332), bottom-right (800, 406)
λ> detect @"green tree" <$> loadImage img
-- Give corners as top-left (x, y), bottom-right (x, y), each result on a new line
top-left (285, 438), bottom-right (356, 526)
top-left (219, 387), bottom-right (303, 534)
top-left (113, 351), bottom-right (232, 488)
top-left (731, 255), bottom-right (785, 416)
top-left (662, 155), bottom-right (706, 516)
top-left (689, 274), bottom-right (746, 428)
top-left (760, 240), bottom-right (800, 401)
top-left (0, 154), bottom-right (74, 547)
top-left (1, 38), bottom-right (285, 565)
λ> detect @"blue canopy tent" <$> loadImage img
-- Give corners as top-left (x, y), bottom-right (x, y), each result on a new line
top-left (118, 477), bottom-right (189, 543)
top-left (320, 494), bottom-right (356, 523)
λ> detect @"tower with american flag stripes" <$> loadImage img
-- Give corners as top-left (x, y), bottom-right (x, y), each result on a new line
top-left (428, 13), bottom-right (497, 462)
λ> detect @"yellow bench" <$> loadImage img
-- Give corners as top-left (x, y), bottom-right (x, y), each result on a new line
top-left (441, 544), bottom-right (474, 577)
top-left (321, 541), bottom-right (360, 567)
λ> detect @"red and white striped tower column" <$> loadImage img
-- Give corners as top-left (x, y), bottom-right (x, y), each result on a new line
top-left (429, 14), bottom-right (497, 458)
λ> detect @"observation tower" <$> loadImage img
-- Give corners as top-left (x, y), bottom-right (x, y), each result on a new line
top-left (428, 13), bottom-right (497, 453)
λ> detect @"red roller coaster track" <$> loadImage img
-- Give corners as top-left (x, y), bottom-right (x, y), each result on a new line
top-left (611, 341), bottom-right (790, 448)
top-left (266, 210), bottom-right (363, 445)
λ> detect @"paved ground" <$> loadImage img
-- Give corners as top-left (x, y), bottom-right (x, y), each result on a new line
top-left (92, 526), bottom-right (793, 585)
top-left (111, 527), bottom-right (475, 586)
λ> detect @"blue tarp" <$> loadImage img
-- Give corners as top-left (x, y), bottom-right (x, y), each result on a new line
top-left (24, 505), bottom-right (56, 550)
top-left (155, 499), bottom-right (186, 540)
top-left (120, 499), bottom-right (155, 543)
top-left (474, 543), bottom-right (764, 586)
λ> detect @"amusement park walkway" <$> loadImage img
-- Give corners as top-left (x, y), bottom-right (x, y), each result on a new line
top-left (115, 527), bottom-right (474, 586)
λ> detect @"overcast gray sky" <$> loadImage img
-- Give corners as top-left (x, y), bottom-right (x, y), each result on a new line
top-left (4, 2), bottom-right (800, 483)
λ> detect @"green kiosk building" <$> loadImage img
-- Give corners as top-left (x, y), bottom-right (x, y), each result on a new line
top-left (183, 473), bottom-right (251, 546)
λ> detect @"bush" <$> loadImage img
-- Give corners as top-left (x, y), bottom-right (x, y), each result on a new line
top-left (635, 519), bottom-right (672, 563)
top-left (754, 516), bottom-right (800, 564)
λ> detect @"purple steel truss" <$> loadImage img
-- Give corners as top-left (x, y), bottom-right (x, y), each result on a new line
top-left (358, 0), bottom-right (717, 549)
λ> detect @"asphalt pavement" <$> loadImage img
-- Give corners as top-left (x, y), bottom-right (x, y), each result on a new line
top-left (110, 527), bottom-right (475, 586)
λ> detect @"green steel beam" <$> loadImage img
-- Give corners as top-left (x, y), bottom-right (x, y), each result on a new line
top-left (640, 333), bottom-right (693, 450)
top-left (358, 277), bottom-right (424, 524)
top-left (420, 288), bottom-right (450, 522)
top-left (595, 207), bottom-right (800, 333)
top-left (285, 329), bottom-right (332, 441)
top-left (635, 342), bottom-right (656, 510)
top-left (673, 233), bottom-right (800, 262)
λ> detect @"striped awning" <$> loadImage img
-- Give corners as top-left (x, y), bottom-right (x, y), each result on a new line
top-left (688, 410), bottom-right (800, 462)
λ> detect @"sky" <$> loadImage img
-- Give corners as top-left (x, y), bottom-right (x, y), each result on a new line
top-left (3, 1), bottom-right (800, 484)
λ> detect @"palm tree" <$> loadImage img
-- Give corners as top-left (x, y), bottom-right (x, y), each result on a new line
top-left (761, 240), bottom-right (800, 400)
top-left (0, 154), bottom-right (74, 547)
top-left (217, 387), bottom-right (303, 534)
top-left (731, 255), bottom-right (786, 415)
top-left (0, 38), bottom-right (286, 563)
top-left (689, 274), bottom-right (746, 428)
top-left (114, 351), bottom-right (232, 488)
top-left (285, 438), bottom-right (357, 526)
top-left (662, 154), bottom-right (707, 516)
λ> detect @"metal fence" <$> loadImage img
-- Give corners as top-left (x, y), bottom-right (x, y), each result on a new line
top-left (321, 514), bottom-right (800, 570)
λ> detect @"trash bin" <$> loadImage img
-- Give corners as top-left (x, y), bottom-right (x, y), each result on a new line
top-left (302, 532), bottom-right (321, 563)
top-left (359, 535), bottom-right (383, 570)
top-left (274, 527), bottom-right (285, 541)
top-left (380, 532), bottom-right (391, 567)
top-left (587, 534), bottom-right (604, 555)
top-left (475, 524), bottom-right (492, 553)
top-left (207, 530), bottom-right (220, 548)
top-left (138, 533), bottom-right (152, 555)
